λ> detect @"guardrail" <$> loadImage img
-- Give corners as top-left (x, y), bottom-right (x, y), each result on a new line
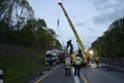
top-left (100, 59), bottom-right (124, 68)
top-left (102, 64), bottom-right (124, 73)
top-left (0, 70), bottom-right (3, 83)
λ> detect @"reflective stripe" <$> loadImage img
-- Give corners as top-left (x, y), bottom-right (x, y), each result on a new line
top-left (65, 65), bottom-right (71, 68)
top-left (75, 60), bottom-right (81, 65)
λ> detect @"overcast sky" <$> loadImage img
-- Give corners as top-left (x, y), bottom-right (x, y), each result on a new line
top-left (28, 0), bottom-right (124, 50)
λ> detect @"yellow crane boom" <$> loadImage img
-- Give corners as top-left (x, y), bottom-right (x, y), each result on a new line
top-left (58, 2), bottom-right (87, 63)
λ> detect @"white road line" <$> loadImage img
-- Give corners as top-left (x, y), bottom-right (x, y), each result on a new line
top-left (34, 70), bottom-right (51, 83)
top-left (72, 67), bottom-right (80, 83)
top-left (80, 73), bottom-right (88, 83)
top-left (34, 65), bottom-right (61, 83)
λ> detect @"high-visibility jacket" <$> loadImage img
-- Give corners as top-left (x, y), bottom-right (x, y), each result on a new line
top-left (65, 57), bottom-right (71, 68)
top-left (75, 56), bottom-right (83, 65)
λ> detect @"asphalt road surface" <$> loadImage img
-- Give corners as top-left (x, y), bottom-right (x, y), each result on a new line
top-left (33, 64), bottom-right (124, 83)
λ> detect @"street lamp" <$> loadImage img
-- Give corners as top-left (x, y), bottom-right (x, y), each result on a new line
top-left (89, 50), bottom-right (93, 55)
top-left (89, 50), bottom-right (94, 61)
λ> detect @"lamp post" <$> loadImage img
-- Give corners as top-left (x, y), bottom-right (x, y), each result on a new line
top-left (89, 50), bottom-right (93, 55)
top-left (89, 50), bottom-right (94, 63)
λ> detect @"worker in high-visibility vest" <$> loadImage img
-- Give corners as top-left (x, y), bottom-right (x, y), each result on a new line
top-left (74, 54), bottom-right (83, 77)
top-left (65, 55), bottom-right (72, 77)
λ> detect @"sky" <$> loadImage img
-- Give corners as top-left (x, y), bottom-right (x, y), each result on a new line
top-left (28, 0), bottom-right (124, 50)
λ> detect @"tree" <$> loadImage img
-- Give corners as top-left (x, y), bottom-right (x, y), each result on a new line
top-left (0, 0), bottom-right (34, 45)
top-left (91, 17), bottom-right (124, 58)
top-left (0, 0), bottom-right (62, 51)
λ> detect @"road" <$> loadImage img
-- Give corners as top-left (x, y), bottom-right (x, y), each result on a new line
top-left (33, 64), bottom-right (124, 83)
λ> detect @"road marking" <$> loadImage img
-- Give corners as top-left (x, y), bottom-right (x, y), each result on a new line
top-left (72, 67), bottom-right (80, 83)
top-left (34, 72), bottom-right (49, 83)
top-left (34, 65), bottom-right (61, 83)
top-left (72, 67), bottom-right (88, 83)
top-left (80, 73), bottom-right (88, 83)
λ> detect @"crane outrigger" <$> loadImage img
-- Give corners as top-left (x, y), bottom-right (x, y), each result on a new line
top-left (58, 2), bottom-right (87, 63)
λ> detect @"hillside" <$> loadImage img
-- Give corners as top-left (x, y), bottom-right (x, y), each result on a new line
top-left (0, 44), bottom-right (50, 83)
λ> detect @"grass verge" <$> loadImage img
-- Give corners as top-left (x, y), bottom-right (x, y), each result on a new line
top-left (0, 44), bottom-right (53, 83)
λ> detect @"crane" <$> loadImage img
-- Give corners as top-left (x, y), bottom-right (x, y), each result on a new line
top-left (58, 2), bottom-right (87, 63)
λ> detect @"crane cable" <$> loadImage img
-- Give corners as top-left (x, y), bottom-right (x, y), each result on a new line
top-left (57, 2), bottom-right (79, 51)
top-left (56, 3), bottom-right (60, 41)
top-left (57, 3), bottom-right (65, 50)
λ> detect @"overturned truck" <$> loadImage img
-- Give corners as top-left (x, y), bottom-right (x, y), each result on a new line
top-left (45, 49), bottom-right (65, 65)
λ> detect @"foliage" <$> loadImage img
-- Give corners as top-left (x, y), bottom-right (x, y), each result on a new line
top-left (0, 0), bottom-right (62, 82)
top-left (90, 17), bottom-right (124, 58)
top-left (0, 0), bottom-right (62, 50)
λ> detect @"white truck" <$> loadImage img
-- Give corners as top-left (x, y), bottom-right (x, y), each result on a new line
top-left (45, 49), bottom-right (59, 65)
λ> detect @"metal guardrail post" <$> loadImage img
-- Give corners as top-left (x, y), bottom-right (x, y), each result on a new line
top-left (0, 70), bottom-right (3, 83)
